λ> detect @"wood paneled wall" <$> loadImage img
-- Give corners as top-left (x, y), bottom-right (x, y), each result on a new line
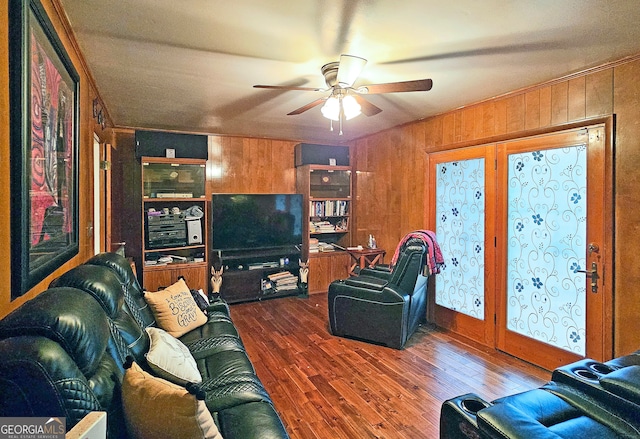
top-left (0, 0), bottom-right (114, 318)
top-left (612, 60), bottom-right (640, 356)
top-left (352, 124), bottom-right (427, 255)
top-left (206, 136), bottom-right (298, 196)
top-left (353, 57), bottom-right (640, 356)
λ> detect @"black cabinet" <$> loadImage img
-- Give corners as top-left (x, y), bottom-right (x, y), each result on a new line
top-left (212, 246), bottom-right (302, 303)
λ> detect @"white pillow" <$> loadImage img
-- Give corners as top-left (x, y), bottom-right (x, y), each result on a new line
top-left (145, 327), bottom-right (202, 385)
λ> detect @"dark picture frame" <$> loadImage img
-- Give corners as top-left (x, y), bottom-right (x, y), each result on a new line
top-left (9, 0), bottom-right (80, 299)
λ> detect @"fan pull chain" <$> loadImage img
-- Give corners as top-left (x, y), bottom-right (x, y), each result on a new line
top-left (339, 99), bottom-right (344, 135)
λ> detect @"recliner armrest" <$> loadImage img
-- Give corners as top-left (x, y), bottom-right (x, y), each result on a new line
top-left (206, 298), bottom-right (231, 315)
top-left (359, 266), bottom-right (392, 279)
top-left (362, 264), bottom-right (392, 273)
top-left (600, 365), bottom-right (640, 405)
top-left (344, 275), bottom-right (388, 291)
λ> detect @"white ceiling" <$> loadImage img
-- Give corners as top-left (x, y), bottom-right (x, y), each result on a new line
top-left (60, 0), bottom-right (640, 144)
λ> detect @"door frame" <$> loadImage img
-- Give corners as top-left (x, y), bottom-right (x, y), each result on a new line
top-left (93, 133), bottom-right (102, 254)
top-left (93, 134), bottom-right (112, 255)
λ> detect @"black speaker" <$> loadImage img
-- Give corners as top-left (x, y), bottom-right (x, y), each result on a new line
top-left (295, 143), bottom-right (350, 167)
top-left (135, 130), bottom-right (208, 159)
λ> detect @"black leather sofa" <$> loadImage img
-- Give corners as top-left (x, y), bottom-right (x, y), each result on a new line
top-left (440, 351), bottom-right (640, 438)
top-left (0, 252), bottom-right (289, 439)
top-left (328, 237), bottom-right (429, 349)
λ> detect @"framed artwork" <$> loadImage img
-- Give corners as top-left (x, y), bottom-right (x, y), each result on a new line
top-left (9, 0), bottom-right (80, 299)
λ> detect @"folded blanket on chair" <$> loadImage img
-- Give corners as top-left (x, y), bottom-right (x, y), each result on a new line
top-left (390, 230), bottom-right (444, 275)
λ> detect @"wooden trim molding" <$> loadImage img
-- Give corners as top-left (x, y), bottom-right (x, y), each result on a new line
top-left (427, 116), bottom-right (615, 153)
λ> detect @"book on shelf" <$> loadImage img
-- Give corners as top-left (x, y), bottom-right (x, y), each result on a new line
top-left (310, 221), bottom-right (336, 233)
top-left (309, 238), bottom-right (319, 253)
top-left (275, 283), bottom-right (300, 292)
top-left (310, 200), bottom-right (349, 217)
top-left (267, 271), bottom-right (299, 292)
top-left (310, 218), bottom-right (348, 234)
top-left (318, 242), bottom-right (335, 252)
top-left (267, 271), bottom-right (295, 281)
top-left (309, 238), bottom-right (340, 253)
top-left (275, 277), bottom-right (298, 286)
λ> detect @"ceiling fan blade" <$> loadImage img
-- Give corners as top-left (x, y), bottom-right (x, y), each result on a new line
top-left (359, 78), bottom-right (433, 94)
top-left (336, 54), bottom-right (367, 87)
top-left (353, 95), bottom-right (382, 117)
top-left (287, 98), bottom-right (327, 115)
top-left (254, 85), bottom-right (323, 92)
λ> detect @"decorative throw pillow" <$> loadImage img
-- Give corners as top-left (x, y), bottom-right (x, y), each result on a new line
top-left (145, 327), bottom-right (202, 386)
top-left (122, 361), bottom-right (222, 439)
top-left (144, 278), bottom-right (207, 337)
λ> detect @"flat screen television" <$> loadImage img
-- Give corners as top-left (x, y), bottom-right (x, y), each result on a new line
top-left (211, 193), bottom-right (303, 251)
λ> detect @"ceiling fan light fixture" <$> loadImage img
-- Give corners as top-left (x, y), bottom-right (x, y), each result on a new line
top-left (321, 96), bottom-right (340, 121)
top-left (342, 95), bottom-right (361, 120)
top-left (321, 93), bottom-right (362, 122)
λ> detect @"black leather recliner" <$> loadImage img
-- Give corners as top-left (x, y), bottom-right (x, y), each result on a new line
top-left (327, 237), bottom-right (429, 349)
top-left (440, 351), bottom-right (640, 439)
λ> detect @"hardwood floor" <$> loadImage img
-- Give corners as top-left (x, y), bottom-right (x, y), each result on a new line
top-left (230, 293), bottom-right (550, 438)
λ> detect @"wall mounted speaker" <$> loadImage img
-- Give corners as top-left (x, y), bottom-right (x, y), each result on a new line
top-left (295, 143), bottom-right (350, 167)
top-left (135, 130), bottom-right (208, 159)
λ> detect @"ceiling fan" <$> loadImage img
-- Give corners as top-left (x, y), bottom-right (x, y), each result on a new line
top-left (254, 54), bottom-right (433, 134)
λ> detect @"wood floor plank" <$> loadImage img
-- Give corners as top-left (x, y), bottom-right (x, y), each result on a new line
top-left (230, 294), bottom-right (549, 438)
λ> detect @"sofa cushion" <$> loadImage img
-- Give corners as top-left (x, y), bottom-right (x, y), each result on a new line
top-left (144, 279), bottom-right (208, 337)
top-left (145, 327), bottom-right (202, 385)
top-left (87, 252), bottom-right (156, 330)
top-left (49, 265), bottom-right (151, 368)
top-left (122, 361), bottom-right (222, 439)
top-left (49, 265), bottom-right (122, 318)
top-left (0, 287), bottom-right (109, 377)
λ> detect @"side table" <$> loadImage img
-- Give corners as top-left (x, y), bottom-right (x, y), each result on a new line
top-left (346, 248), bottom-right (386, 276)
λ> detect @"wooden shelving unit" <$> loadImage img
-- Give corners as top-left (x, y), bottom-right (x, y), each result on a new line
top-left (140, 157), bottom-right (208, 291)
top-left (296, 164), bottom-right (352, 292)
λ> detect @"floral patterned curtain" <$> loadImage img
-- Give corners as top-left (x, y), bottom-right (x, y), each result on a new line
top-left (506, 145), bottom-right (587, 355)
top-left (435, 158), bottom-right (485, 320)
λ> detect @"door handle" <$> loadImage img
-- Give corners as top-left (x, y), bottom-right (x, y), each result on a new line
top-left (577, 262), bottom-right (599, 293)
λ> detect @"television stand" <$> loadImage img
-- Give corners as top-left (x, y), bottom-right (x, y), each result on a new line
top-left (211, 246), bottom-right (302, 304)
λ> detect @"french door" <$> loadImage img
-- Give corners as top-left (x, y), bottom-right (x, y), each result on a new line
top-left (496, 126), bottom-right (612, 369)
top-left (430, 124), bottom-right (613, 370)
top-left (428, 146), bottom-right (496, 346)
